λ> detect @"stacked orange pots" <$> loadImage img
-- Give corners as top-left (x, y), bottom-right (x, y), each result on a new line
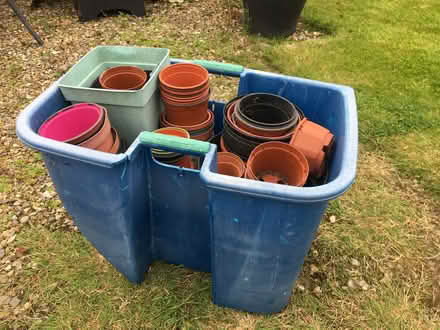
top-left (158, 63), bottom-right (214, 142)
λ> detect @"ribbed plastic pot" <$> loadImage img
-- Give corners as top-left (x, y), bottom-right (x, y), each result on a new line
top-left (217, 152), bottom-right (246, 177)
top-left (163, 94), bottom-right (209, 126)
top-left (160, 110), bottom-right (213, 132)
top-left (289, 118), bottom-right (335, 178)
top-left (245, 141), bottom-right (309, 187)
top-left (226, 99), bottom-right (294, 142)
top-left (233, 93), bottom-right (299, 137)
top-left (237, 93), bottom-right (298, 127)
top-left (99, 66), bottom-right (148, 90)
top-left (38, 103), bottom-right (104, 144)
top-left (160, 87), bottom-right (210, 104)
top-left (78, 107), bottom-right (112, 151)
top-left (159, 63), bottom-right (209, 93)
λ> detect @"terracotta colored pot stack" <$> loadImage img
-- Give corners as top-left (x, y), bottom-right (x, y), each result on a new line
top-left (38, 103), bottom-right (120, 154)
top-left (151, 127), bottom-right (194, 169)
top-left (158, 63), bottom-right (213, 141)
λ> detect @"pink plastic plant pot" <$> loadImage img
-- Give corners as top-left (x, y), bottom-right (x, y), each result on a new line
top-left (38, 103), bottom-right (104, 144)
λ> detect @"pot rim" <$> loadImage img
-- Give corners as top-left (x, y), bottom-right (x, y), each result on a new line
top-left (159, 63), bottom-right (209, 91)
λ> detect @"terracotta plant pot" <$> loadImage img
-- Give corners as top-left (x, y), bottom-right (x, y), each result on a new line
top-left (245, 141), bottom-right (309, 187)
top-left (99, 65), bottom-right (148, 90)
top-left (163, 94), bottom-right (210, 126)
top-left (289, 118), bottom-right (334, 178)
top-left (159, 63), bottom-right (209, 93)
top-left (38, 103), bottom-right (104, 144)
top-left (160, 87), bottom-right (210, 104)
top-left (217, 152), bottom-right (246, 177)
top-left (109, 128), bottom-right (120, 154)
top-left (78, 107), bottom-right (112, 151)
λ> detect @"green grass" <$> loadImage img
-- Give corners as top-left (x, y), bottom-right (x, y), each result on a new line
top-left (1, 0), bottom-right (440, 328)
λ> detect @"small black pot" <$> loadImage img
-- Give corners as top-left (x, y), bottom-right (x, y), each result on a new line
top-left (245, 0), bottom-right (307, 37)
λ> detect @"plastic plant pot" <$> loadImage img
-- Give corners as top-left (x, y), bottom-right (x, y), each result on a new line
top-left (160, 110), bottom-right (214, 132)
top-left (217, 152), bottom-right (246, 177)
top-left (237, 93), bottom-right (299, 127)
top-left (99, 65), bottom-right (148, 90)
top-left (78, 107), bottom-right (112, 151)
top-left (245, 141), bottom-right (309, 187)
top-left (289, 118), bottom-right (335, 178)
top-left (152, 127), bottom-right (190, 160)
top-left (163, 95), bottom-right (210, 126)
top-left (160, 87), bottom-right (210, 104)
top-left (234, 110), bottom-right (296, 137)
top-left (109, 127), bottom-right (120, 154)
top-left (38, 103), bottom-right (104, 144)
top-left (159, 63), bottom-right (209, 93)
top-left (225, 100), bottom-right (294, 142)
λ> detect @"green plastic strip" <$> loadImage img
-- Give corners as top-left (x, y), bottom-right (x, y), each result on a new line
top-left (193, 60), bottom-right (244, 76)
top-left (139, 132), bottom-right (211, 154)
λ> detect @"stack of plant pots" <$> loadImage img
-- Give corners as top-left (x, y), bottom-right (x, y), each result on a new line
top-left (219, 93), bottom-right (335, 186)
top-left (222, 93), bottom-right (301, 161)
top-left (151, 127), bottom-right (194, 169)
top-left (217, 152), bottom-right (246, 178)
top-left (38, 103), bottom-right (120, 154)
top-left (158, 63), bottom-right (214, 141)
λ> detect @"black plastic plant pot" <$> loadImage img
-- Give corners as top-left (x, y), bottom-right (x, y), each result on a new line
top-left (237, 93), bottom-right (298, 127)
top-left (246, 0), bottom-right (307, 37)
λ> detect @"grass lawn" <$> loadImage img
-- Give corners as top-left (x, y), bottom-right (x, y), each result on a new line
top-left (0, 0), bottom-right (439, 328)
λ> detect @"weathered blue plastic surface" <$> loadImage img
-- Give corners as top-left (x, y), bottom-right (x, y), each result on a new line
top-left (16, 62), bottom-right (357, 313)
top-left (201, 69), bottom-right (358, 313)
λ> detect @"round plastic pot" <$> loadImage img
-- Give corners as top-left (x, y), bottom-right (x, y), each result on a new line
top-left (234, 111), bottom-right (295, 137)
top-left (289, 118), bottom-right (335, 178)
top-left (217, 152), bottom-right (246, 177)
top-left (246, 0), bottom-right (307, 37)
top-left (160, 87), bottom-right (210, 104)
top-left (109, 127), bottom-right (120, 154)
top-left (38, 103), bottom-right (104, 144)
top-left (237, 93), bottom-right (298, 127)
top-left (245, 141), bottom-right (309, 187)
top-left (225, 99), bottom-right (294, 142)
top-left (152, 127), bottom-right (190, 160)
top-left (160, 83), bottom-right (210, 99)
top-left (223, 123), bottom-right (260, 160)
top-left (99, 66), bottom-right (148, 90)
top-left (159, 63), bottom-right (209, 92)
top-left (78, 108), bottom-right (112, 151)
top-left (191, 126), bottom-right (214, 141)
top-left (160, 109), bottom-right (214, 132)
top-left (164, 96), bottom-right (209, 126)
